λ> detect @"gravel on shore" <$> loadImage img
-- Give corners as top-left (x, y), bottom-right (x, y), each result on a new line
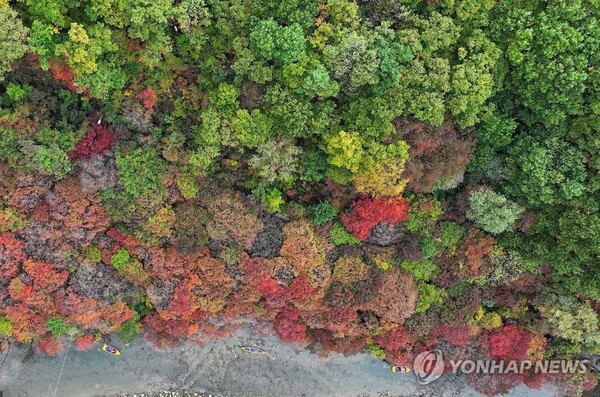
top-left (114, 390), bottom-right (248, 397)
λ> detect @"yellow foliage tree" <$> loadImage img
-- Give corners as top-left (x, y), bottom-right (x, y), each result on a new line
top-left (353, 161), bottom-right (409, 197)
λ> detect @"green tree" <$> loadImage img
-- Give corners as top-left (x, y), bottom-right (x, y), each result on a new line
top-left (249, 0), bottom-right (318, 31)
top-left (230, 109), bottom-right (273, 148)
top-left (439, 221), bottom-right (465, 249)
top-left (323, 31), bottom-right (379, 95)
top-left (47, 317), bottom-right (68, 336)
top-left (329, 222), bottom-right (361, 246)
top-left (302, 63), bottom-right (339, 98)
top-left (469, 104), bottom-right (517, 169)
top-left (250, 18), bottom-right (306, 65)
top-left (401, 259), bottom-right (440, 282)
top-left (373, 23), bottom-right (413, 93)
top-left (248, 138), bottom-right (301, 187)
top-left (415, 282), bottom-right (447, 314)
top-left (448, 29), bottom-right (500, 127)
top-left (467, 190), bottom-right (524, 234)
top-left (324, 131), bottom-right (364, 173)
top-left (29, 20), bottom-right (56, 70)
top-left (308, 201), bottom-right (337, 226)
top-left (118, 314), bottom-right (140, 343)
top-left (490, 0), bottom-right (600, 126)
top-left (0, 207), bottom-right (24, 232)
top-left (21, 0), bottom-right (73, 26)
top-left (84, 246), bottom-right (103, 263)
top-left (264, 84), bottom-right (313, 138)
top-left (210, 82), bottom-right (240, 113)
top-left (115, 148), bottom-right (167, 198)
top-left (543, 296), bottom-right (600, 349)
top-left (20, 142), bottom-right (72, 178)
top-left (0, 316), bottom-right (12, 337)
top-left (111, 248), bottom-right (130, 272)
top-left (0, 3), bottom-right (28, 82)
top-left (87, 0), bottom-right (174, 41)
top-left (255, 186), bottom-right (284, 213)
top-left (506, 136), bottom-right (587, 206)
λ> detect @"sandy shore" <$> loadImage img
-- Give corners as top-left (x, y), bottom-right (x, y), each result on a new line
top-left (0, 328), bottom-right (557, 397)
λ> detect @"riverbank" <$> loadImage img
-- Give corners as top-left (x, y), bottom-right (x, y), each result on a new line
top-left (0, 328), bottom-right (556, 397)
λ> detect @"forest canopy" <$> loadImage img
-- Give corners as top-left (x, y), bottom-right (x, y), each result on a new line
top-left (0, 0), bottom-right (599, 395)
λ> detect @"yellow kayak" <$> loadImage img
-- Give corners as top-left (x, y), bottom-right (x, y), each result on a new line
top-left (240, 346), bottom-right (267, 354)
top-left (101, 343), bottom-right (121, 356)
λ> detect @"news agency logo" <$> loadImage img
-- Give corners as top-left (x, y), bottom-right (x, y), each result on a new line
top-left (413, 350), bottom-right (594, 385)
top-left (413, 349), bottom-right (445, 385)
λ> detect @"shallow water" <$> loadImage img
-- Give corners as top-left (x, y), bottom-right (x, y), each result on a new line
top-left (0, 330), bottom-right (558, 397)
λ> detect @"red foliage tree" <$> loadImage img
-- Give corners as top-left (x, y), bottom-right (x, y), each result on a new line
top-left (458, 228), bottom-right (495, 277)
top-left (239, 255), bottom-right (276, 287)
top-left (583, 373), bottom-right (598, 392)
top-left (523, 372), bottom-right (549, 391)
top-left (2, 304), bottom-right (48, 342)
top-left (7, 278), bottom-right (52, 309)
top-left (280, 221), bottom-right (331, 286)
top-left (429, 324), bottom-right (473, 347)
top-left (374, 325), bottom-right (414, 365)
top-left (137, 88), bottom-right (158, 112)
top-left (273, 307), bottom-right (307, 343)
top-left (326, 307), bottom-right (362, 335)
top-left (22, 259), bottom-right (69, 291)
top-left (375, 325), bottom-right (412, 353)
top-left (0, 233), bottom-right (24, 281)
top-left (146, 247), bottom-right (204, 281)
top-left (168, 281), bottom-right (196, 318)
top-left (46, 178), bottom-right (111, 237)
top-left (70, 124), bottom-right (114, 159)
top-left (142, 312), bottom-right (194, 349)
top-left (367, 268), bottom-right (417, 324)
top-left (75, 335), bottom-right (95, 351)
top-left (341, 196), bottom-right (409, 240)
top-left (38, 336), bottom-right (63, 357)
top-left (313, 330), bottom-right (366, 354)
top-left (256, 278), bottom-right (291, 309)
top-left (49, 59), bottom-right (79, 93)
top-left (395, 118), bottom-right (474, 193)
top-left (487, 325), bottom-right (532, 360)
top-left (288, 276), bottom-right (317, 301)
top-left (54, 291), bottom-right (133, 333)
top-left (301, 306), bottom-right (363, 337)
top-left (195, 316), bottom-right (241, 341)
top-left (98, 301), bottom-right (135, 332)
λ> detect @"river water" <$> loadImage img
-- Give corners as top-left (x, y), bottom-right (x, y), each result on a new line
top-left (0, 330), bottom-right (558, 397)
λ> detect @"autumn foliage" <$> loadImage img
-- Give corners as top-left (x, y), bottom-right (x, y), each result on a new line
top-left (23, 259), bottom-right (68, 291)
top-left (37, 336), bottom-right (63, 356)
top-left (487, 325), bottom-right (532, 360)
top-left (0, 4), bottom-right (598, 395)
top-left (70, 124), bottom-right (114, 159)
top-left (429, 324), bottom-right (473, 347)
top-left (273, 307), bottom-right (307, 343)
top-left (0, 233), bottom-right (24, 281)
top-left (374, 325), bottom-right (414, 365)
top-left (75, 335), bottom-right (95, 351)
top-left (340, 196), bottom-right (409, 240)
top-left (48, 60), bottom-right (79, 93)
top-left (137, 88), bottom-right (158, 112)
top-left (397, 119), bottom-right (474, 192)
